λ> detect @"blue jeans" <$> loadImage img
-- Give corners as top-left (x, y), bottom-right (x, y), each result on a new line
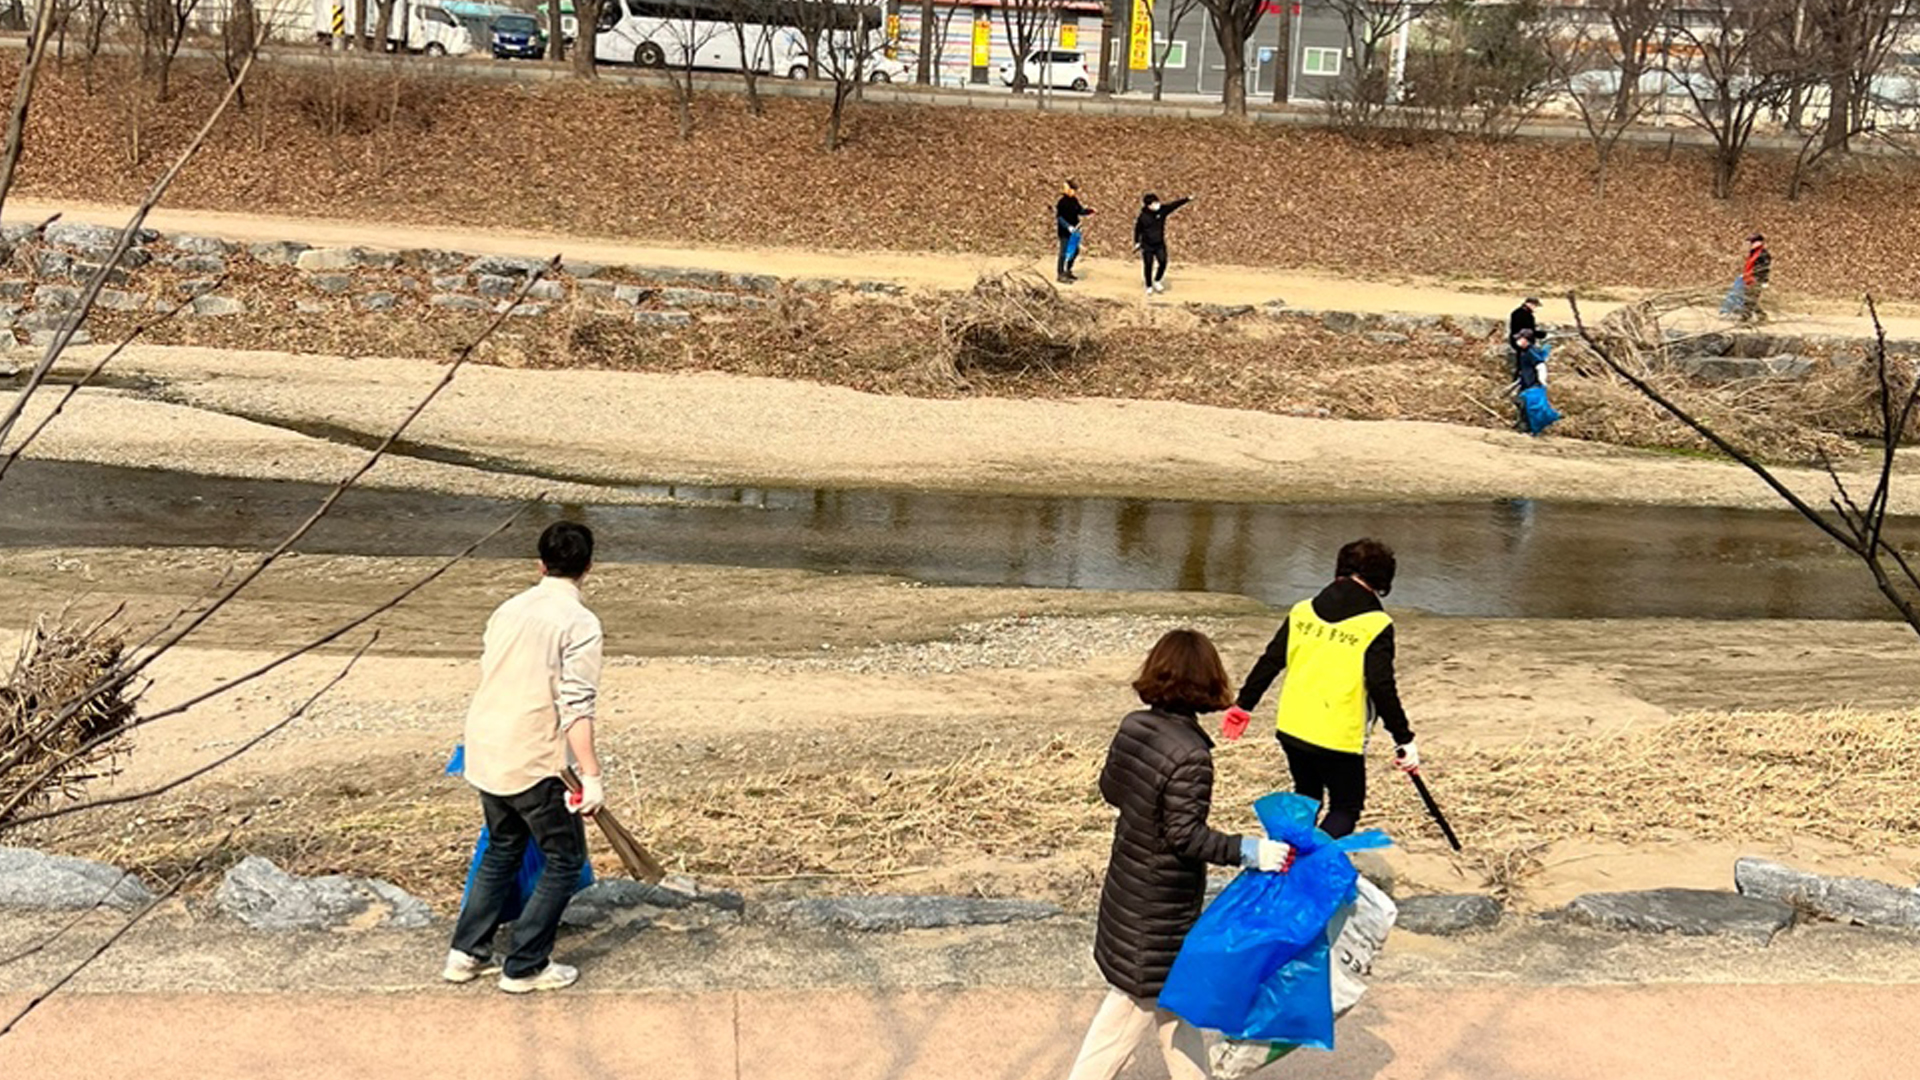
top-left (449, 777), bottom-right (587, 979)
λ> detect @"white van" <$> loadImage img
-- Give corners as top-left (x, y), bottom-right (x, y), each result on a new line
top-left (308, 0), bottom-right (476, 56)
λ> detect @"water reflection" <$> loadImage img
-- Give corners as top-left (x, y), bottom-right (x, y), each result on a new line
top-left (0, 461), bottom-right (1903, 621)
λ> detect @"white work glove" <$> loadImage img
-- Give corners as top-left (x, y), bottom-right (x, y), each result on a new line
top-left (567, 773), bottom-right (605, 816)
top-left (1394, 740), bottom-right (1421, 773)
top-left (1242, 838), bottom-right (1296, 873)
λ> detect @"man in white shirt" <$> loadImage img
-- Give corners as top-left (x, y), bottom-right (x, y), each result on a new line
top-left (443, 521), bottom-right (606, 993)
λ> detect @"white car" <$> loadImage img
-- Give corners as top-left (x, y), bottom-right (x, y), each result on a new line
top-left (865, 55), bottom-right (911, 83)
top-left (997, 50), bottom-right (1092, 92)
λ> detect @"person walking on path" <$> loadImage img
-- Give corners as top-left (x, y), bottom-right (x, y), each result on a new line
top-left (1509, 296), bottom-right (1540, 339)
top-left (1132, 193), bottom-right (1192, 297)
top-left (1067, 629), bottom-right (1294, 1080)
top-left (1221, 539), bottom-right (1419, 840)
top-left (1721, 233), bottom-right (1772, 321)
top-left (1055, 180), bottom-right (1094, 284)
top-left (444, 521), bottom-right (606, 994)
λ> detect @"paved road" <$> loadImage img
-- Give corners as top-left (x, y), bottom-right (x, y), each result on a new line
top-left (2, 983), bottom-right (1910, 1079)
top-left (3, 198), bottom-right (1909, 341)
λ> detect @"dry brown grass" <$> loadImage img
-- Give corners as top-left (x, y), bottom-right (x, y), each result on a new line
top-left (0, 613), bottom-right (136, 826)
top-left (43, 707), bottom-right (1920, 911)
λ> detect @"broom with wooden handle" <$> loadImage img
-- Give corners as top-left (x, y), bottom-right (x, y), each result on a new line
top-left (563, 766), bottom-right (666, 884)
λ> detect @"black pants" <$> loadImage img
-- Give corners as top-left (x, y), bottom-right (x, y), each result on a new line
top-left (1140, 244), bottom-right (1167, 288)
top-left (1280, 733), bottom-right (1366, 839)
top-left (449, 776), bottom-right (587, 979)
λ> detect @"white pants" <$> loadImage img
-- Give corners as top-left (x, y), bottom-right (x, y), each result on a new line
top-left (1065, 986), bottom-right (1210, 1080)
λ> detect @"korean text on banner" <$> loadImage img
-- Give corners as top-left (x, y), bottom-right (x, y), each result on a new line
top-left (1129, 0), bottom-right (1152, 70)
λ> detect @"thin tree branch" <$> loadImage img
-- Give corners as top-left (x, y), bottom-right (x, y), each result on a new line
top-left (0, 274), bottom-right (225, 483)
top-left (4, 638), bottom-right (373, 830)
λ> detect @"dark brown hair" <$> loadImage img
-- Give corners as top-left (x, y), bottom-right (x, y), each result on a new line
top-left (1132, 629), bottom-right (1233, 715)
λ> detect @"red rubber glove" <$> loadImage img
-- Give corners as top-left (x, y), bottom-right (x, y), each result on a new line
top-left (1221, 706), bottom-right (1253, 741)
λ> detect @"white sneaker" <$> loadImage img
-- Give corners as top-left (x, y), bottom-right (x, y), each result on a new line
top-left (1144, 287), bottom-right (1154, 299)
top-left (442, 950), bottom-right (501, 984)
top-left (498, 961), bottom-right (579, 994)
top-left (1153, 282), bottom-right (1167, 294)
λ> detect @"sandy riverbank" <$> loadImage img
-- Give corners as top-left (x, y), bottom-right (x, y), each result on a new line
top-left (9, 344), bottom-right (1916, 511)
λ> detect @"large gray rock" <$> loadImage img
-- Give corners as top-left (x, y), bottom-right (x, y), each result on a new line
top-left (728, 272), bottom-right (780, 294)
top-left (170, 234), bottom-right (237, 256)
top-left (1452, 315), bottom-right (1502, 339)
top-left (32, 284), bottom-right (80, 312)
top-left (1665, 330), bottom-right (1734, 359)
top-left (628, 264), bottom-right (727, 288)
top-left (474, 273), bottom-right (519, 298)
top-left (525, 280), bottom-right (567, 302)
top-left (1321, 310), bottom-right (1376, 334)
top-left (633, 310), bottom-right (693, 328)
top-left (169, 254), bottom-right (228, 276)
top-left (1563, 888), bottom-right (1793, 945)
top-left (216, 856), bottom-right (368, 930)
top-left (356, 292), bottom-right (399, 312)
top-left (431, 294), bottom-right (488, 312)
top-left (96, 289), bottom-right (145, 312)
top-left (401, 248), bottom-right (469, 272)
top-left (34, 251), bottom-right (72, 279)
top-left (295, 248), bottom-right (355, 273)
top-left (309, 274), bottom-right (354, 295)
top-left (364, 879), bottom-right (433, 930)
top-left (1397, 894), bottom-right (1502, 936)
top-left (214, 855), bottom-right (430, 931)
top-left (1734, 858), bottom-right (1920, 930)
top-left (467, 254), bottom-right (550, 278)
top-left (190, 295), bottom-right (247, 317)
top-left (792, 277), bottom-right (847, 294)
top-left (45, 222), bottom-right (125, 251)
top-left (431, 274), bottom-right (468, 292)
top-left (660, 287), bottom-right (767, 310)
top-left (0, 847), bottom-right (154, 912)
top-left (764, 895), bottom-right (1062, 932)
top-left (248, 240), bottom-right (311, 266)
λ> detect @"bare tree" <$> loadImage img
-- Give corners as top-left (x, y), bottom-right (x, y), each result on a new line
top-left (1546, 5), bottom-right (1659, 194)
top-left (1783, 0), bottom-right (1913, 198)
top-left (1272, 0), bottom-right (1291, 104)
top-left (138, 0), bottom-right (203, 102)
top-left (722, 0), bottom-right (778, 114)
top-left (1574, 292), bottom-right (1920, 638)
top-left (218, 0), bottom-right (265, 108)
top-left (1197, 0), bottom-right (1264, 117)
top-left (1095, 0), bottom-right (1117, 95)
top-left (1146, 0), bottom-right (1201, 102)
top-left (792, 0), bottom-right (885, 149)
top-left (1664, 0), bottom-right (1803, 198)
top-left (999, 0), bottom-right (1060, 93)
top-left (1596, 0), bottom-right (1677, 123)
top-left (916, 0), bottom-right (936, 83)
top-left (645, 0), bottom-right (728, 139)
top-left (0, 4), bottom-right (57, 224)
top-left (374, 0), bottom-right (400, 53)
top-left (1324, 0), bottom-right (1416, 126)
top-left (575, 0), bottom-right (605, 75)
top-left (1402, 0), bottom-right (1554, 137)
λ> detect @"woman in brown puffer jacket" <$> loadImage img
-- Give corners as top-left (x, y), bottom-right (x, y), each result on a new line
top-left (1066, 629), bottom-right (1295, 1080)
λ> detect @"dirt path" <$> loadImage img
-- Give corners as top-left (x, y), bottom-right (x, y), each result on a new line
top-left (6, 984), bottom-right (1918, 1080)
top-left (6, 197), bottom-right (1912, 337)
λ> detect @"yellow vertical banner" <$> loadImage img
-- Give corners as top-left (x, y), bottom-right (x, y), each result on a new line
top-left (886, 13), bottom-right (900, 59)
top-left (1060, 24), bottom-right (1077, 51)
top-left (1128, 0), bottom-right (1152, 71)
top-left (972, 17), bottom-right (992, 67)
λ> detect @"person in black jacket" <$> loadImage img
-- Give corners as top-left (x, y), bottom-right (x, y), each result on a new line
top-left (1132, 193), bottom-right (1192, 297)
top-left (1069, 628), bottom-right (1293, 1080)
top-left (1055, 180), bottom-right (1094, 284)
top-left (1222, 539), bottom-right (1420, 840)
top-left (1509, 296), bottom-right (1540, 339)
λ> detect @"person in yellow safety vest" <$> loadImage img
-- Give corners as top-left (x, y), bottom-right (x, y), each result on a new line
top-left (1221, 538), bottom-right (1419, 839)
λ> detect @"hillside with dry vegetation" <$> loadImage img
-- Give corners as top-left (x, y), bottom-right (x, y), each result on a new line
top-left (10, 56), bottom-right (1920, 300)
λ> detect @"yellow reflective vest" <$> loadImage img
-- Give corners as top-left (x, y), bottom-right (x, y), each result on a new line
top-left (1275, 599), bottom-right (1393, 753)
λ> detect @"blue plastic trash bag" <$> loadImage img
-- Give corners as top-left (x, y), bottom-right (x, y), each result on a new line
top-left (445, 744), bottom-right (594, 921)
top-left (1064, 228), bottom-right (1082, 261)
top-left (1720, 276), bottom-right (1747, 316)
top-left (1158, 792), bottom-right (1390, 1050)
top-left (1520, 385), bottom-right (1561, 436)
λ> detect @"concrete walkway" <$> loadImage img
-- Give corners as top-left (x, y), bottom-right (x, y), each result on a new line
top-left (3, 983), bottom-right (1912, 1079)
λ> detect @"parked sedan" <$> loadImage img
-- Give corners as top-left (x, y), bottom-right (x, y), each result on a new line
top-left (996, 50), bottom-right (1092, 92)
top-left (491, 14), bottom-right (546, 61)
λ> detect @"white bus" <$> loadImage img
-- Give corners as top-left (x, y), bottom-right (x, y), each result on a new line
top-left (594, 0), bottom-right (889, 80)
